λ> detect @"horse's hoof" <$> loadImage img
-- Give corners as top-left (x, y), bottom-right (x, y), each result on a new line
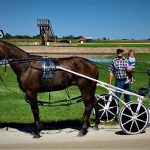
top-left (33, 134), bottom-right (41, 139)
top-left (32, 131), bottom-right (41, 138)
top-left (93, 125), bottom-right (99, 130)
top-left (78, 131), bottom-right (85, 137)
top-left (78, 129), bottom-right (87, 137)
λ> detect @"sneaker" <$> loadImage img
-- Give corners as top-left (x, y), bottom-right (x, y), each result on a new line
top-left (131, 78), bottom-right (135, 84)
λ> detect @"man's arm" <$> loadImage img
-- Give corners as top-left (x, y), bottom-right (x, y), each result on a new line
top-left (109, 72), bottom-right (113, 85)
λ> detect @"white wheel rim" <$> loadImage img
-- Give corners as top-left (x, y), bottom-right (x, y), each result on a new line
top-left (94, 94), bottom-right (119, 122)
top-left (119, 102), bottom-right (149, 135)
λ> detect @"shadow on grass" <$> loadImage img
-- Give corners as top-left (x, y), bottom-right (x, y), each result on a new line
top-left (0, 120), bottom-right (82, 134)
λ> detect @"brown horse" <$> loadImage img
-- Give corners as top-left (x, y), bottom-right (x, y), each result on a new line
top-left (0, 41), bottom-right (100, 137)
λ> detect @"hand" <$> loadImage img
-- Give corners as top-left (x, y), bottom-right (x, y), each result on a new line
top-left (127, 67), bottom-right (133, 72)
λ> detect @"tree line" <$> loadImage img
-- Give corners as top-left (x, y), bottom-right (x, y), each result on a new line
top-left (3, 33), bottom-right (150, 41)
top-left (4, 33), bottom-right (41, 39)
top-left (3, 33), bottom-right (83, 39)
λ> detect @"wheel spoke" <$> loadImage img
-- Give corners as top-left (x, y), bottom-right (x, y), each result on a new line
top-left (137, 110), bottom-right (147, 118)
top-left (129, 120), bottom-right (134, 132)
top-left (99, 108), bottom-right (104, 112)
top-left (108, 106), bottom-right (118, 109)
top-left (126, 105), bottom-right (134, 115)
top-left (100, 111), bottom-right (105, 119)
top-left (122, 113), bottom-right (132, 118)
top-left (106, 111), bottom-right (109, 122)
top-left (107, 109), bottom-right (116, 116)
top-left (104, 100), bottom-right (107, 107)
top-left (135, 120), bottom-right (140, 131)
top-left (98, 103), bottom-right (105, 108)
top-left (136, 118), bottom-right (147, 123)
top-left (122, 118), bottom-right (132, 126)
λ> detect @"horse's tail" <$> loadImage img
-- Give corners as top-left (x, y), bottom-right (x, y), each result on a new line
top-left (96, 66), bottom-right (99, 80)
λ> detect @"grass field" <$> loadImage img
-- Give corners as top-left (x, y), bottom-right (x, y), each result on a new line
top-left (4, 39), bottom-right (150, 47)
top-left (77, 42), bottom-right (150, 47)
top-left (0, 53), bottom-right (149, 125)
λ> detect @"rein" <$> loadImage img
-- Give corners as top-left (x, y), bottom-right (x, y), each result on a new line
top-left (1, 57), bottom-right (42, 64)
top-left (0, 57), bottom-right (44, 71)
top-left (0, 76), bottom-right (14, 92)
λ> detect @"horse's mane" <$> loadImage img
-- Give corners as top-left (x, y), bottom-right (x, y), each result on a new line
top-left (1, 40), bottom-right (30, 57)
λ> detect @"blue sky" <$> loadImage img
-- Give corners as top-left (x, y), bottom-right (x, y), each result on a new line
top-left (0, 0), bottom-right (150, 39)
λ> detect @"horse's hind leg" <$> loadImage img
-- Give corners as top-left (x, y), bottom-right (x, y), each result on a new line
top-left (77, 81), bottom-right (96, 136)
top-left (92, 97), bottom-right (100, 130)
top-left (79, 94), bottom-right (100, 136)
top-left (26, 91), bottom-right (42, 138)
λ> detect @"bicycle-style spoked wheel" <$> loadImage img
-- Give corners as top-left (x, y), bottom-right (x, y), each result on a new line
top-left (94, 94), bottom-right (119, 122)
top-left (119, 102), bottom-right (149, 135)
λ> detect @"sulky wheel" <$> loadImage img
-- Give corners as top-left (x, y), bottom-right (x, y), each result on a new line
top-left (119, 102), bottom-right (149, 135)
top-left (93, 94), bottom-right (119, 122)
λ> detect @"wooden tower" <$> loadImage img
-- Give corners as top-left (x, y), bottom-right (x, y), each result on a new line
top-left (37, 19), bottom-right (55, 44)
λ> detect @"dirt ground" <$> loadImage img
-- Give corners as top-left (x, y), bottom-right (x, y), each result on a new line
top-left (18, 46), bottom-right (150, 57)
top-left (0, 124), bottom-right (150, 150)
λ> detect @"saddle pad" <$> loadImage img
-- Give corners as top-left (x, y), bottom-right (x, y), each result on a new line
top-left (42, 57), bottom-right (55, 79)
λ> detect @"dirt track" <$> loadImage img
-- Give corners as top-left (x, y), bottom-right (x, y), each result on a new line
top-left (18, 46), bottom-right (150, 57)
top-left (0, 125), bottom-right (150, 150)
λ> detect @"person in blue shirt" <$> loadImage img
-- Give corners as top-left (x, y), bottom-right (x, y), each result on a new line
top-left (126, 49), bottom-right (136, 84)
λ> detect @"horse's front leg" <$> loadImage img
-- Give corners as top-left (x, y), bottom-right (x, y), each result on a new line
top-left (26, 91), bottom-right (42, 138)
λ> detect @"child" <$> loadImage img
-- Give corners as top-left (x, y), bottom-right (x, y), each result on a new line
top-left (126, 49), bottom-right (136, 84)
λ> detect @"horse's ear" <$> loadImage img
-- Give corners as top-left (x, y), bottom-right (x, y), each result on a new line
top-left (0, 30), bottom-right (4, 39)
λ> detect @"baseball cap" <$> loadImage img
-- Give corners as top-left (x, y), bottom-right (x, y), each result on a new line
top-left (116, 49), bottom-right (124, 54)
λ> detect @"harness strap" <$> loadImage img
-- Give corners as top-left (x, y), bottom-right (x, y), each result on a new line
top-left (0, 76), bottom-right (14, 92)
top-left (42, 57), bottom-right (55, 79)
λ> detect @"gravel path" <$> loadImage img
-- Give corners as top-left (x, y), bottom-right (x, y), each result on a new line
top-left (0, 125), bottom-right (150, 149)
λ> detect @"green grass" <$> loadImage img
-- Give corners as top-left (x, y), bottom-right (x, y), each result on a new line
top-left (0, 53), bottom-right (149, 124)
top-left (77, 43), bottom-right (150, 47)
top-left (4, 39), bottom-right (150, 47)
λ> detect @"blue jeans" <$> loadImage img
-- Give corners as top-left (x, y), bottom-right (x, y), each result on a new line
top-left (115, 79), bottom-right (130, 103)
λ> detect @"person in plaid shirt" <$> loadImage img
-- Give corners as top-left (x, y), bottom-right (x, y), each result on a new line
top-left (109, 49), bottom-right (131, 103)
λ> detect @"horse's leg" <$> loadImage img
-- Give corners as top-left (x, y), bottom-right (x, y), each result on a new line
top-left (92, 96), bottom-right (100, 130)
top-left (77, 81), bottom-right (95, 136)
top-left (26, 91), bottom-right (42, 138)
top-left (79, 93), bottom-right (93, 136)
top-left (80, 94), bottom-right (100, 133)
